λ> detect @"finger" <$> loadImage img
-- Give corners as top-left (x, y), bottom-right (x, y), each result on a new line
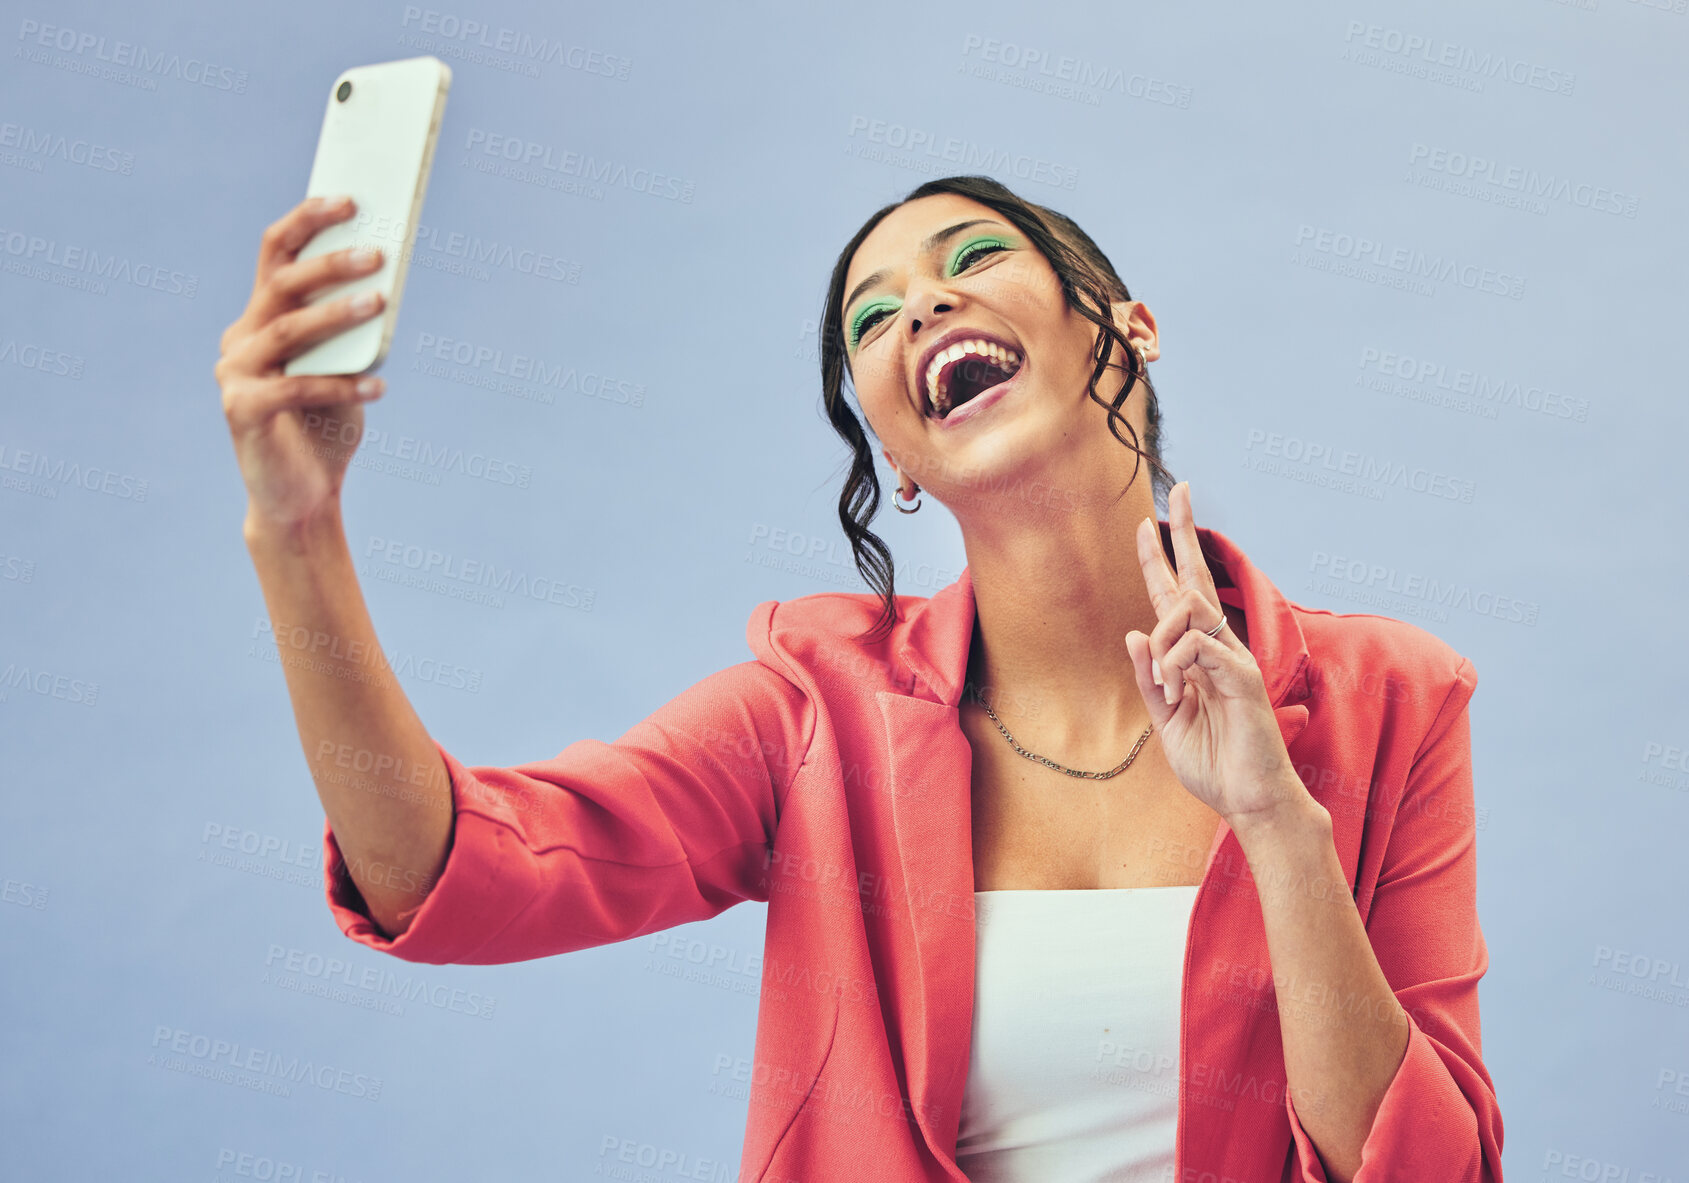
top-left (1161, 630), bottom-right (1253, 707)
top-left (1207, 609), bottom-right (1251, 658)
top-left (1146, 585), bottom-right (1220, 692)
top-left (254, 196), bottom-right (359, 294)
top-left (222, 370), bottom-right (384, 432)
top-left (1166, 482), bottom-right (1251, 657)
top-left (1137, 512), bottom-right (1180, 613)
top-left (224, 288), bottom-right (386, 375)
top-left (1183, 661), bottom-right (1218, 699)
top-left (220, 245), bottom-right (385, 369)
top-left (252, 243), bottom-right (385, 327)
top-left (1124, 630), bottom-right (1176, 727)
top-left (1168, 482), bottom-right (1219, 600)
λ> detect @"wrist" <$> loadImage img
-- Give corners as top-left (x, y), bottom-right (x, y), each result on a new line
top-left (243, 500), bottom-right (346, 557)
top-left (1226, 775), bottom-right (1330, 850)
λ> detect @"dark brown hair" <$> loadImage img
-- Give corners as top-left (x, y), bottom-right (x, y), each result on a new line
top-left (819, 174), bottom-right (1176, 642)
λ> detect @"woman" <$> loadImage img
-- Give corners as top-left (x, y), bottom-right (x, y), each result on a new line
top-left (218, 176), bottom-right (1503, 1182)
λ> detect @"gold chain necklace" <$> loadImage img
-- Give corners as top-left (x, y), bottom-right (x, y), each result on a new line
top-left (972, 691), bottom-right (1155, 780)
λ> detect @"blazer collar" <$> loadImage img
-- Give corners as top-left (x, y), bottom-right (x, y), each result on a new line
top-left (894, 520), bottom-right (1313, 710)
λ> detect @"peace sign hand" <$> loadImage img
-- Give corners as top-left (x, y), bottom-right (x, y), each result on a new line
top-left (1122, 483), bottom-right (1305, 825)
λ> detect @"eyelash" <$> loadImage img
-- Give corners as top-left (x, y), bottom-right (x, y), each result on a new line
top-left (951, 238), bottom-right (1010, 272)
top-left (851, 304), bottom-right (895, 347)
top-left (849, 239), bottom-right (1013, 347)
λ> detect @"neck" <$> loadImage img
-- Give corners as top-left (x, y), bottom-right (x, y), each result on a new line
top-left (958, 486), bottom-right (1178, 762)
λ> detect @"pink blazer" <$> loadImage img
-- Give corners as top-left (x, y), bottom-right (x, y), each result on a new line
top-left (322, 521), bottom-right (1503, 1181)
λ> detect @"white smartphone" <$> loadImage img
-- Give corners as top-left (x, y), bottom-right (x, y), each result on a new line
top-left (284, 56), bottom-right (451, 377)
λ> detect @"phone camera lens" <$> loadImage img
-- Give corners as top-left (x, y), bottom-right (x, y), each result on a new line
top-left (336, 80), bottom-right (352, 102)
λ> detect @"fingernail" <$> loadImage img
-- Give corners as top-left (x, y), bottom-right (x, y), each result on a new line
top-left (357, 377), bottom-right (383, 397)
top-left (1151, 659), bottom-right (1162, 686)
top-left (350, 290), bottom-right (379, 313)
top-left (350, 247), bottom-right (381, 268)
top-left (1165, 683), bottom-right (1179, 706)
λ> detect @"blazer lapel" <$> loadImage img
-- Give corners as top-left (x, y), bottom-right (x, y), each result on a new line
top-left (870, 566), bottom-right (979, 1170)
top-left (878, 690), bottom-right (976, 1171)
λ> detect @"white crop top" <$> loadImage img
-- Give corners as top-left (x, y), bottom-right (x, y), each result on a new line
top-left (955, 886), bottom-right (1198, 1183)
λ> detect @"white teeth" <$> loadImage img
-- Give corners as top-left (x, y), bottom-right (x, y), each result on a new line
top-left (923, 337), bottom-right (1023, 418)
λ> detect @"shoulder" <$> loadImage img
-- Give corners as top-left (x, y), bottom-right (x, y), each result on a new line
top-left (1289, 600), bottom-right (1477, 722)
top-left (756, 589), bottom-right (891, 636)
top-left (745, 590), bottom-right (922, 690)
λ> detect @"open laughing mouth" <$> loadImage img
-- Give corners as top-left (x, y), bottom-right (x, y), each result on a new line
top-left (920, 332), bottom-right (1024, 421)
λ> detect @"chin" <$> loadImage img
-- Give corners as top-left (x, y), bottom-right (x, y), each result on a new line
top-left (928, 401), bottom-right (1067, 498)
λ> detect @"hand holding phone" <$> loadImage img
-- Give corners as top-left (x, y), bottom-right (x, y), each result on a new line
top-left (284, 56), bottom-right (451, 376)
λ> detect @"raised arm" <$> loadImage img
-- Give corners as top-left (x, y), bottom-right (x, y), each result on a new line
top-left (221, 200), bottom-right (815, 959)
top-left (219, 196), bottom-right (453, 938)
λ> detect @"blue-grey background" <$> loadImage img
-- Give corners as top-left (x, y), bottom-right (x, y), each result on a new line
top-left (3, 0), bottom-right (1686, 1178)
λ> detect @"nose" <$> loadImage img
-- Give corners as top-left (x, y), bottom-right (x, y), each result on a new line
top-left (908, 300), bottom-right (952, 336)
top-left (906, 268), bottom-right (961, 336)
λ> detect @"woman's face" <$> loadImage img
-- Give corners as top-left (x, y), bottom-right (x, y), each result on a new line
top-left (840, 192), bottom-right (1156, 515)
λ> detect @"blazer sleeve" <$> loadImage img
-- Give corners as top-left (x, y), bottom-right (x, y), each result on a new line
top-left (1284, 655), bottom-right (1505, 1182)
top-left (319, 600), bottom-right (815, 965)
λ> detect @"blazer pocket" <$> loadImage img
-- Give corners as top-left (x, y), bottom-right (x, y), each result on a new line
top-left (756, 995), bottom-right (842, 1182)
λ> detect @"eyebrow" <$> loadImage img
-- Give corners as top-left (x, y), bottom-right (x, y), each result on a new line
top-left (844, 218), bottom-right (1006, 325)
